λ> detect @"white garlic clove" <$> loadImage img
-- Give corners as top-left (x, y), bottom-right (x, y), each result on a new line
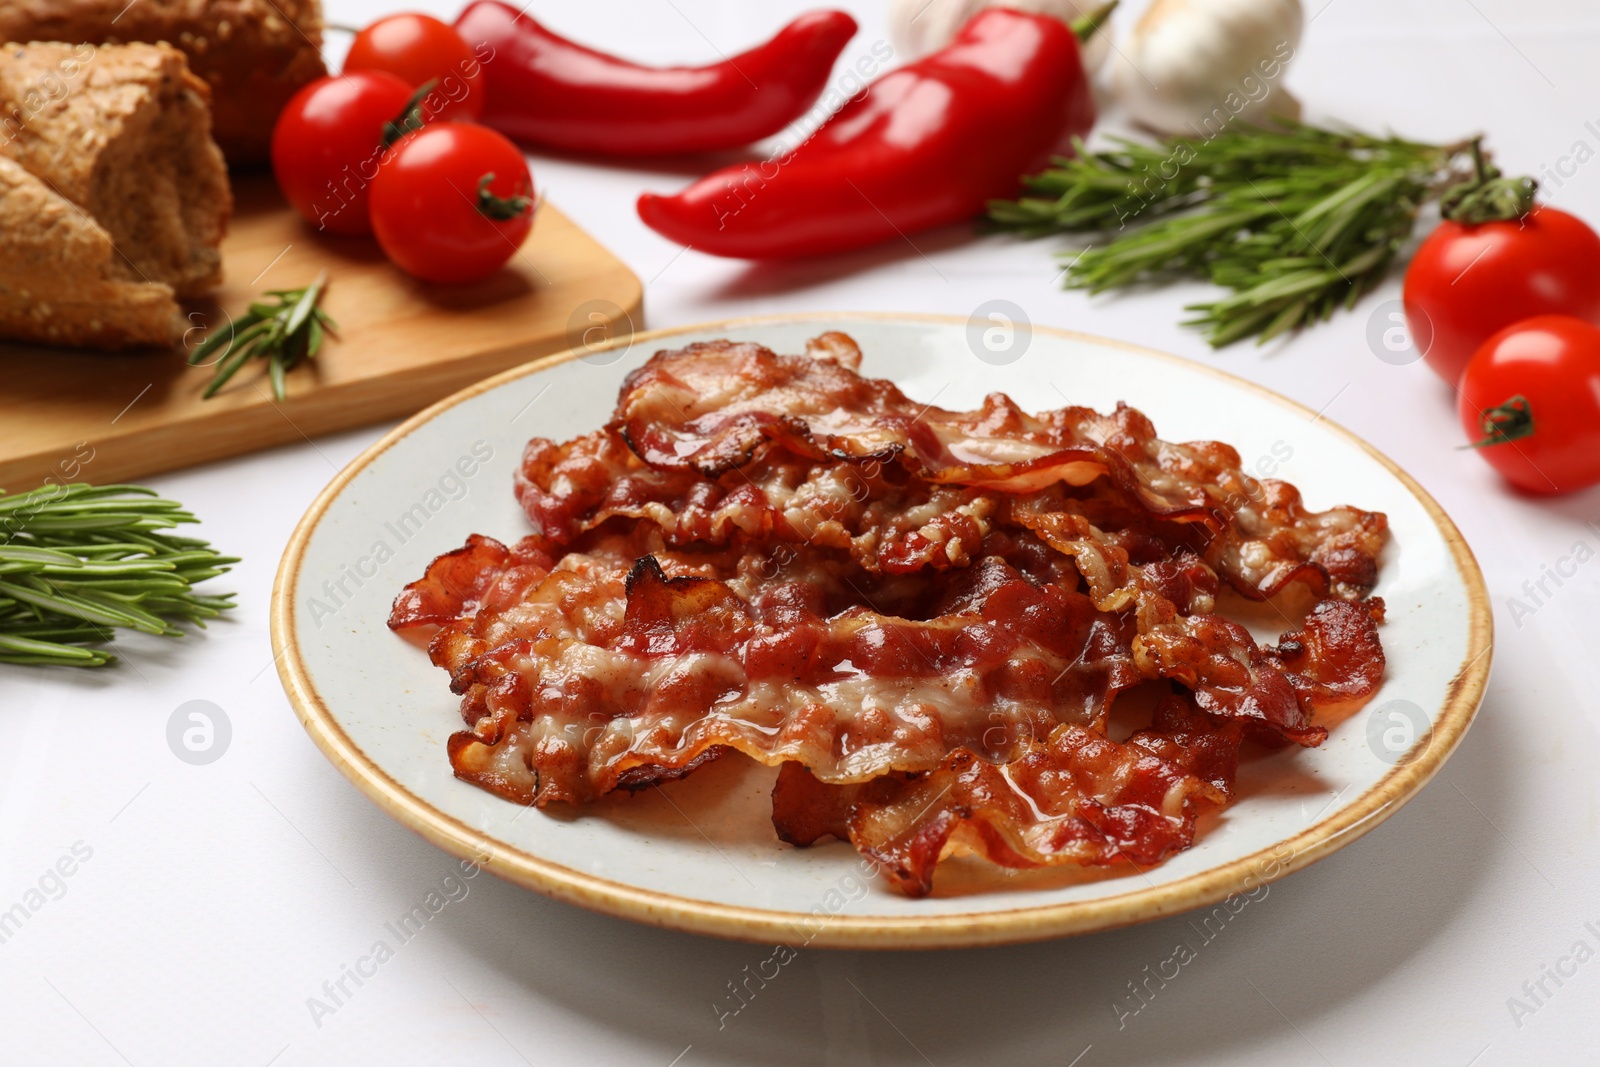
top-left (1114, 0), bottom-right (1304, 138)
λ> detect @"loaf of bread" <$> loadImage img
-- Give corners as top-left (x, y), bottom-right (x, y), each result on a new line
top-left (0, 41), bottom-right (231, 348)
top-left (0, 0), bottom-right (326, 164)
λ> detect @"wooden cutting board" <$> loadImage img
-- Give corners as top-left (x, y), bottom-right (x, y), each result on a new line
top-left (0, 174), bottom-right (643, 490)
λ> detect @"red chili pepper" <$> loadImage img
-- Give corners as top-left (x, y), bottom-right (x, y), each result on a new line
top-left (453, 1), bottom-right (858, 156)
top-left (635, 8), bottom-right (1096, 259)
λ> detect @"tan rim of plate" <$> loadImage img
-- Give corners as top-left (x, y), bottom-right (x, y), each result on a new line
top-left (271, 313), bottom-right (1493, 951)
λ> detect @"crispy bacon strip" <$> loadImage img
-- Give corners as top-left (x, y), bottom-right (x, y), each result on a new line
top-left (1128, 689), bottom-right (1246, 801)
top-left (517, 426), bottom-right (1383, 605)
top-left (769, 603), bottom-right (1382, 897)
top-left (616, 338), bottom-right (1221, 527)
top-left (616, 333), bottom-right (913, 473)
top-left (607, 335), bottom-right (1385, 598)
top-left (394, 534), bottom-right (1142, 806)
top-left (772, 710), bottom-right (1232, 898)
top-left (389, 533), bottom-right (558, 628)
top-left (514, 428), bottom-right (1003, 573)
top-left (1007, 491), bottom-right (1333, 745)
top-left (772, 690), bottom-right (1245, 897)
top-left (510, 428), bottom-right (1368, 744)
top-left (1263, 597), bottom-right (1387, 706)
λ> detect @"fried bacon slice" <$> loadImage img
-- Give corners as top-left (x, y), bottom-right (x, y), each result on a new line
top-left (393, 532), bottom-right (1144, 806)
top-left (778, 594), bottom-right (1388, 898)
top-left (591, 334), bottom-right (1387, 599)
top-left (391, 332), bottom-right (1392, 895)
top-left (1263, 596), bottom-right (1388, 706)
top-left (1008, 490), bottom-right (1332, 745)
top-left (389, 533), bottom-right (557, 628)
top-left (515, 419), bottom-right (1382, 604)
top-left (771, 692), bottom-right (1238, 897)
top-left (514, 427), bottom-right (1004, 574)
top-left (393, 523), bottom-right (1381, 810)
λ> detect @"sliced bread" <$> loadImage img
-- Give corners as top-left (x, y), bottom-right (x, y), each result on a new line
top-left (0, 41), bottom-right (231, 348)
top-left (0, 0), bottom-right (327, 164)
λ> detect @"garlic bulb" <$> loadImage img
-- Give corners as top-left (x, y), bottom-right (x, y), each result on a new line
top-left (1114, 0), bottom-right (1303, 137)
top-left (887, 0), bottom-right (1113, 72)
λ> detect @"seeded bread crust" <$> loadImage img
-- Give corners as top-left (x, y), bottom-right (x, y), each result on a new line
top-left (0, 156), bottom-right (182, 347)
top-left (0, 41), bottom-right (230, 349)
top-left (0, 0), bottom-right (325, 164)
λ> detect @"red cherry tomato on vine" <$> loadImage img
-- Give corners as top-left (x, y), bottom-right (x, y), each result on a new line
top-left (1404, 205), bottom-right (1600, 385)
top-left (271, 71), bottom-right (415, 236)
top-left (1457, 314), bottom-right (1600, 495)
top-left (344, 13), bottom-right (485, 121)
top-left (369, 123), bottom-right (536, 284)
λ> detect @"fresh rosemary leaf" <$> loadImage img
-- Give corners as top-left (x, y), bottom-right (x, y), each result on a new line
top-left (989, 121), bottom-right (1480, 346)
top-left (0, 484), bottom-right (237, 668)
top-left (189, 272), bottom-right (334, 401)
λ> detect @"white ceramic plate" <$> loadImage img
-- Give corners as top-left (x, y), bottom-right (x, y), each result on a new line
top-left (271, 314), bottom-right (1491, 949)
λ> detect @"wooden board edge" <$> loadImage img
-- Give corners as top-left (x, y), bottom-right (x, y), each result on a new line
top-left (0, 273), bottom-right (644, 490)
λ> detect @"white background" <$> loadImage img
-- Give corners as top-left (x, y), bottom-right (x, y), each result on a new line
top-left (4, 0), bottom-right (1599, 1063)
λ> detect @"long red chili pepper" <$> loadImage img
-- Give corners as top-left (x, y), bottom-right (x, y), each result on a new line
top-left (453, 1), bottom-right (858, 156)
top-left (635, 8), bottom-right (1097, 258)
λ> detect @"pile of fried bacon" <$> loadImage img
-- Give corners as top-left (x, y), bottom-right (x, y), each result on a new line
top-left (388, 334), bottom-right (1389, 897)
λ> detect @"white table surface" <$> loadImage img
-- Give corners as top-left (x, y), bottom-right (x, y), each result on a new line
top-left (5, 1), bottom-right (1599, 1063)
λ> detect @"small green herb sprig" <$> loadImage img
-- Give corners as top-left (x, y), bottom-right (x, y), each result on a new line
top-left (188, 273), bottom-right (334, 401)
top-left (0, 484), bottom-right (237, 667)
top-left (988, 122), bottom-right (1485, 346)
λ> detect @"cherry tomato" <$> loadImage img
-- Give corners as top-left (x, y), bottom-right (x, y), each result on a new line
top-left (271, 71), bottom-right (415, 236)
top-left (1457, 314), bottom-right (1600, 495)
top-left (1404, 205), bottom-right (1600, 384)
top-left (344, 13), bottom-right (485, 121)
top-left (369, 123), bottom-right (535, 284)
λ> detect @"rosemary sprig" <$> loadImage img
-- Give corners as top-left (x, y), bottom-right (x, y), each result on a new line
top-left (988, 122), bottom-right (1480, 346)
top-left (188, 272), bottom-right (335, 401)
top-left (0, 484), bottom-right (237, 667)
